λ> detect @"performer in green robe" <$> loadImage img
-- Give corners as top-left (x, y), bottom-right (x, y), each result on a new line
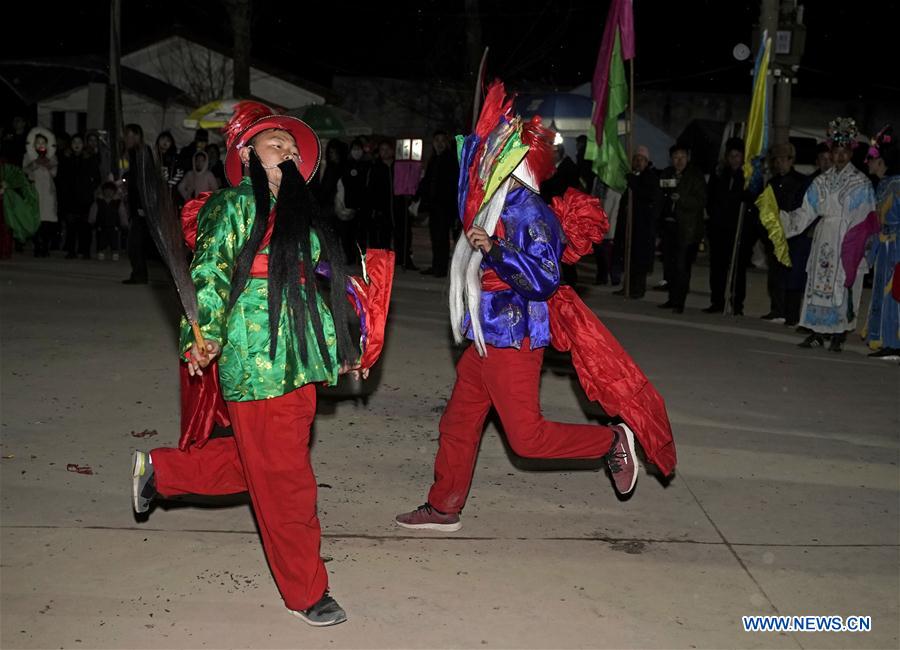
top-left (178, 177), bottom-right (342, 402)
top-left (130, 103), bottom-right (374, 627)
top-left (1, 161), bottom-right (40, 254)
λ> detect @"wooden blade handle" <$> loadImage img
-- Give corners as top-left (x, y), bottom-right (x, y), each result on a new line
top-left (190, 320), bottom-right (207, 357)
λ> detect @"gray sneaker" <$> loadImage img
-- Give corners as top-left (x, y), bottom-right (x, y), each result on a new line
top-left (132, 450), bottom-right (156, 514)
top-left (290, 593), bottom-right (347, 627)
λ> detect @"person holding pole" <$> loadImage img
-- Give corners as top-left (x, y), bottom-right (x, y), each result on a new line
top-left (703, 137), bottom-right (754, 315)
top-left (613, 145), bottom-right (662, 298)
top-left (765, 142), bottom-right (809, 325)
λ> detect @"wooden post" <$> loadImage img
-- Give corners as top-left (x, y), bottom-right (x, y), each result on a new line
top-left (623, 58), bottom-right (635, 297)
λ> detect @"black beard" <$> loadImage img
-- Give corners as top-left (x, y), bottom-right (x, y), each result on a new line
top-left (228, 153), bottom-right (358, 366)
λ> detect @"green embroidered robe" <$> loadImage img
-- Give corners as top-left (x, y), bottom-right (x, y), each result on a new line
top-left (179, 178), bottom-right (339, 401)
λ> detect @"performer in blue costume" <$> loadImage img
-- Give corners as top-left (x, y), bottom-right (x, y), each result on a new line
top-left (863, 125), bottom-right (900, 359)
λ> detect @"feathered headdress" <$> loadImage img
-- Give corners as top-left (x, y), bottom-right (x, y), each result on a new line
top-left (866, 124), bottom-right (894, 161)
top-left (449, 80), bottom-right (559, 356)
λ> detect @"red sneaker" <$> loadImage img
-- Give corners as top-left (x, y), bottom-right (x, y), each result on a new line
top-left (606, 424), bottom-right (638, 496)
top-left (395, 503), bottom-right (462, 532)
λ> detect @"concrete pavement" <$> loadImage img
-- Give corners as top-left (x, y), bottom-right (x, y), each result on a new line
top-left (1, 248), bottom-right (898, 649)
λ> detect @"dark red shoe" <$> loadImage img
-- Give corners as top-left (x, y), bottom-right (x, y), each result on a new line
top-left (606, 424), bottom-right (638, 496)
top-left (395, 503), bottom-right (461, 531)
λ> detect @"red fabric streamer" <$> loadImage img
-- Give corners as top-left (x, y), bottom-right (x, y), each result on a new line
top-left (550, 188), bottom-right (609, 264)
top-left (352, 249), bottom-right (395, 369)
top-left (178, 362), bottom-right (231, 451)
top-left (547, 286), bottom-right (676, 476)
top-left (180, 192), bottom-right (214, 250)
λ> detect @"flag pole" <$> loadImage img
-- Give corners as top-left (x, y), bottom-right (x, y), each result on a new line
top-left (471, 47), bottom-right (489, 130)
top-left (725, 32), bottom-right (771, 316)
top-left (623, 57), bottom-right (635, 298)
top-left (723, 119), bottom-right (748, 317)
top-left (723, 205), bottom-right (746, 316)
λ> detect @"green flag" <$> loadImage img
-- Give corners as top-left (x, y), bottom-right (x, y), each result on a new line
top-left (588, 31), bottom-right (629, 193)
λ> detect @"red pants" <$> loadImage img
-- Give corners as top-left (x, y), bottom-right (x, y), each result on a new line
top-left (151, 384), bottom-right (326, 611)
top-left (428, 342), bottom-right (616, 514)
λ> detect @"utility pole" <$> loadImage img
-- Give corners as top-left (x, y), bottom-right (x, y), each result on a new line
top-left (227, 0), bottom-right (252, 98)
top-left (759, 0), bottom-right (806, 145)
top-left (108, 0), bottom-right (123, 180)
top-left (772, 1), bottom-right (806, 145)
top-left (759, 0), bottom-right (778, 148)
top-left (760, 0), bottom-right (779, 43)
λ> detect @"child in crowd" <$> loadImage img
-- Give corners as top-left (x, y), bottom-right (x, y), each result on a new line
top-left (89, 181), bottom-right (127, 260)
top-left (178, 150), bottom-right (219, 201)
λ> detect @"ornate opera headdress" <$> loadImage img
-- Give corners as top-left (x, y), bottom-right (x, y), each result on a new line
top-left (826, 117), bottom-right (859, 149)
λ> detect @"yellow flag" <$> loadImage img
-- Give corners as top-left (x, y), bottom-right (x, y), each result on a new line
top-left (755, 185), bottom-right (791, 267)
top-left (743, 35), bottom-right (772, 190)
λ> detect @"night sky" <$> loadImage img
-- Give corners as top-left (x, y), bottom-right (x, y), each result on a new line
top-left (2, 0), bottom-right (897, 104)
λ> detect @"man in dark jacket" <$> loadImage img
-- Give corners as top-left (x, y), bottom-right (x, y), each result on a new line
top-left (613, 145), bottom-right (662, 298)
top-left (122, 124), bottom-right (154, 284)
top-left (339, 139), bottom-right (370, 259)
top-left (703, 137), bottom-right (753, 314)
top-left (659, 143), bottom-right (706, 313)
top-left (0, 116), bottom-right (29, 164)
top-left (368, 140), bottom-right (416, 269)
top-left (767, 142), bottom-right (811, 325)
top-left (58, 134), bottom-right (101, 259)
top-left (540, 143), bottom-right (581, 202)
top-left (417, 131), bottom-right (459, 277)
top-left (540, 143), bottom-right (582, 285)
top-left (575, 134), bottom-right (596, 192)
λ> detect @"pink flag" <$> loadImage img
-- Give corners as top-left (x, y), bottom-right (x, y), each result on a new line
top-left (393, 161), bottom-right (423, 196)
top-left (591, 0), bottom-right (635, 144)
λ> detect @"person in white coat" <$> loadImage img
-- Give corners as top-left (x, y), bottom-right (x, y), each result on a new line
top-left (780, 118), bottom-right (878, 352)
top-left (23, 127), bottom-right (58, 256)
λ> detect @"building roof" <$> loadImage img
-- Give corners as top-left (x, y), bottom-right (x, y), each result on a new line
top-left (123, 26), bottom-right (338, 105)
top-left (0, 56), bottom-right (188, 106)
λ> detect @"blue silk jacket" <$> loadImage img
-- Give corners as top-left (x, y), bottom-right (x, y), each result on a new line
top-left (464, 186), bottom-right (565, 349)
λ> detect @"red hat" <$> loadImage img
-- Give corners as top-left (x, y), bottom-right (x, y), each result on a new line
top-left (223, 101), bottom-right (321, 187)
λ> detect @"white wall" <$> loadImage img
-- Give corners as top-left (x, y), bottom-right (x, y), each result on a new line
top-left (38, 87), bottom-right (89, 129)
top-left (37, 88), bottom-right (199, 149)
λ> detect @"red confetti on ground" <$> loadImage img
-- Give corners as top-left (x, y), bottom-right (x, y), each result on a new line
top-left (131, 429), bottom-right (159, 438)
top-left (66, 464), bottom-right (94, 475)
